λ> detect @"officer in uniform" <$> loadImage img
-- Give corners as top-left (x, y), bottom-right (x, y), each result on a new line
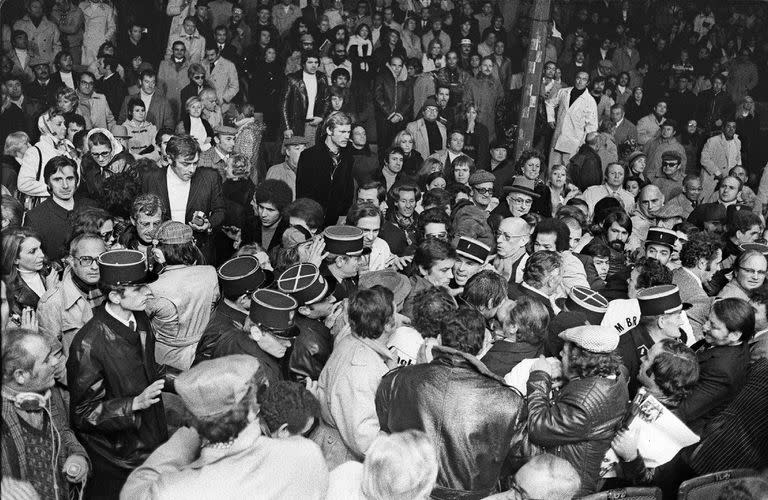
top-left (450, 236), bottom-right (492, 294)
top-left (617, 284), bottom-right (691, 396)
top-left (644, 227), bottom-right (679, 268)
top-left (193, 255), bottom-right (268, 365)
top-left (319, 225), bottom-right (370, 301)
top-left (545, 285), bottom-right (610, 357)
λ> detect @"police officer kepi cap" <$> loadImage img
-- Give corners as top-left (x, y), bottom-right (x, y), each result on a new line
top-left (645, 227), bottom-right (678, 249)
top-left (455, 236), bottom-right (491, 264)
top-left (323, 225), bottom-right (371, 256)
top-left (98, 249), bottom-right (157, 286)
top-left (637, 285), bottom-right (691, 317)
top-left (217, 255), bottom-right (267, 300)
top-left (555, 286), bottom-right (609, 323)
top-left (249, 289), bottom-right (299, 337)
top-left (277, 263), bottom-right (334, 306)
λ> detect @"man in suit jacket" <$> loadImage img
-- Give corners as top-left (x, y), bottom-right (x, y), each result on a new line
top-left (157, 42), bottom-right (191, 121)
top-left (24, 56), bottom-right (56, 106)
top-left (49, 51), bottom-right (80, 92)
top-left (296, 112), bottom-right (355, 226)
top-left (608, 102), bottom-right (637, 148)
top-left (672, 236), bottom-right (720, 340)
top-left (203, 45), bottom-right (239, 113)
top-left (118, 69), bottom-right (175, 130)
top-left (141, 134), bottom-right (225, 264)
top-left (95, 56), bottom-right (127, 118)
top-left (1, 74), bottom-right (43, 143)
top-left (8, 30), bottom-right (36, 82)
top-left (76, 71), bottom-right (115, 131)
top-left (197, 125), bottom-right (237, 180)
top-left (405, 97), bottom-right (447, 161)
top-left (212, 25), bottom-right (241, 67)
top-left (546, 70), bottom-right (598, 168)
top-left (506, 250), bottom-right (563, 320)
top-left (271, 0), bottom-right (302, 38)
top-left (280, 50), bottom-right (329, 142)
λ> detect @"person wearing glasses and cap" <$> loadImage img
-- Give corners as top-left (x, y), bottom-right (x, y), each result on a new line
top-left (122, 355), bottom-right (329, 499)
top-left (488, 176), bottom-right (539, 228)
top-left (67, 249), bottom-right (171, 498)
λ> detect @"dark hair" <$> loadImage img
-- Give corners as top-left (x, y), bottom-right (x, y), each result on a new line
top-left (712, 298), bottom-right (755, 342)
top-left (440, 306), bottom-right (486, 355)
top-left (564, 342), bottom-right (623, 378)
top-left (635, 257), bottom-right (673, 288)
top-left (388, 181), bottom-right (422, 204)
top-left (1, 227), bottom-right (42, 285)
top-left (358, 181), bottom-right (387, 204)
top-left (414, 238), bottom-right (455, 275)
top-left (131, 193), bottom-right (165, 220)
top-left (348, 286), bottom-right (395, 340)
top-left (532, 218), bottom-right (570, 252)
top-left (139, 69), bottom-right (157, 81)
top-left (581, 241), bottom-right (611, 260)
top-left (253, 179), bottom-right (293, 213)
top-left (680, 233), bottom-right (723, 269)
top-left (649, 339), bottom-right (699, 406)
top-left (509, 295), bottom-right (550, 345)
top-left (102, 56), bottom-right (119, 73)
top-left (1, 195), bottom-right (24, 229)
top-left (259, 380), bottom-right (320, 434)
top-left (155, 127), bottom-right (175, 146)
top-left (43, 155), bottom-right (79, 185)
top-left (64, 112), bottom-right (86, 129)
top-left (166, 134), bottom-right (200, 160)
top-left (158, 240), bottom-right (205, 266)
top-left (301, 49), bottom-right (321, 65)
top-left (725, 209), bottom-right (761, 239)
top-left (514, 149), bottom-right (546, 178)
top-left (421, 188), bottom-right (451, 212)
top-left (88, 131), bottom-right (113, 150)
top-left (346, 202), bottom-right (382, 227)
top-left (420, 171), bottom-right (446, 192)
top-left (415, 207), bottom-right (450, 244)
top-left (127, 97), bottom-right (146, 115)
top-left (70, 207), bottom-right (112, 239)
top-left (523, 251), bottom-right (562, 288)
top-left (600, 210), bottom-right (632, 237)
top-left (412, 287), bottom-right (457, 338)
top-left (284, 198), bottom-right (324, 231)
top-left (460, 269), bottom-right (507, 311)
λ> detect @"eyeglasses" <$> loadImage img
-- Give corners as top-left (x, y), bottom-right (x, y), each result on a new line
top-left (192, 75), bottom-right (205, 80)
top-left (508, 197), bottom-right (533, 206)
top-left (100, 230), bottom-right (115, 242)
top-left (496, 232), bottom-right (527, 242)
top-left (91, 151), bottom-right (112, 158)
top-left (473, 187), bottom-right (494, 195)
top-left (74, 255), bottom-right (100, 267)
top-left (79, 80), bottom-right (94, 86)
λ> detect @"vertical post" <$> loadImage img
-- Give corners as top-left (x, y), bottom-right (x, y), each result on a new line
top-left (514, 0), bottom-right (552, 161)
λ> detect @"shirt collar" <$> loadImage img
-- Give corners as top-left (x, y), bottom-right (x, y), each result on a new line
top-left (105, 303), bottom-right (136, 328)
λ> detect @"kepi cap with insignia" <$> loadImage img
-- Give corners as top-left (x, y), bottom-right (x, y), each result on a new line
top-left (175, 355), bottom-right (267, 419)
top-left (218, 256), bottom-right (267, 300)
top-left (323, 225), bottom-right (371, 256)
top-left (98, 249), bottom-right (157, 286)
top-left (645, 227), bottom-right (678, 249)
top-left (277, 263), bottom-right (332, 306)
top-left (556, 286), bottom-right (609, 323)
top-left (558, 325), bottom-right (619, 353)
top-left (250, 289), bottom-right (298, 334)
top-left (455, 236), bottom-right (490, 264)
top-left (637, 284), bottom-right (691, 316)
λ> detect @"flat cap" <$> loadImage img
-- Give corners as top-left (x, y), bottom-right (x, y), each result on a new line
top-left (154, 221), bottom-right (194, 245)
top-left (559, 325), bottom-right (620, 353)
top-left (214, 125), bottom-right (238, 136)
top-left (468, 169), bottom-right (495, 186)
top-left (175, 355), bottom-right (265, 419)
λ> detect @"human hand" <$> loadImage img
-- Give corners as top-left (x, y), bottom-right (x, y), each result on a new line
top-left (304, 237), bottom-right (328, 267)
top-left (132, 379), bottom-right (165, 411)
top-left (391, 255), bottom-right (413, 271)
top-left (189, 219), bottom-right (211, 233)
top-left (19, 307), bottom-right (38, 331)
top-left (548, 121), bottom-right (556, 129)
top-left (324, 300), bottom-right (346, 330)
top-left (530, 355), bottom-right (555, 376)
top-left (222, 225), bottom-right (241, 242)
top-left (63, 454), bottom-right (89, 483)
top-left (611, 427), bottom-right (640, 461)
top-left (311, 117), bottom-right (323, 126)
top-left (305, 378), bottom-right (319, 399)
top-left (284, 129), bottom-right (294, 139)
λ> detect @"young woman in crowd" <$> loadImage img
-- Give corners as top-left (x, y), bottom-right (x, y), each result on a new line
top-left (1, 227), bottom-right (57, 322)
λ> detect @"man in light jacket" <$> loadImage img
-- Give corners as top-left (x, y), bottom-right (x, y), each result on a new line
top-left (546, 70), bottom-right (598, 168)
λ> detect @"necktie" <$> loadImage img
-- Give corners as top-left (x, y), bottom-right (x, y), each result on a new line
top-left (218, 44), bottom-right (224, 51)
top-left (210, 62), bottom-right (215, 73)
top-left (128, 320), bottom-right (136, 332)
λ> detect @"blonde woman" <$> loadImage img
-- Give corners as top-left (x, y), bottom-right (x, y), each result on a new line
top-left (2, 132), bottom-right (30, 196)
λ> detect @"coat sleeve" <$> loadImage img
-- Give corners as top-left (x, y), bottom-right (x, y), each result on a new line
top-left (17, 146), bottom-right (49, 197)
top-left (66, 338), bottom-right (139, 432)
top-left (295, 149), bottom-right (312, 200)
top-left (545, 87), bottom-right (561, 123)
top-left (675, 363), bottom-right (735, 425)
top-left (222, 62), bottom-right (239, 104)
top-left (699, 138), bottom-right (720, 177)
top-left (331, 366), bottom-right (384, 458)
top-left (105, 100), bottom-right (116, 131)
top-left (526, 370), bottom-right (595, 446)
top-left (36, 293), bottom-right (62, 343)
top-left (373, 76), bottom-right (388, 115)
top-left (207, 172), bottom-right (226, 229)
top-left (119, 427), bottom-right (201, 500)
top-left (279, 78), bottom-right (293, 133)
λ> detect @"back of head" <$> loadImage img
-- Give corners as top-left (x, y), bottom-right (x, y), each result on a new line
top-left (513, 454), bottom-right (581, 500)
top-left (439, 306), bottom-right (485, 355)
top-left (362, 430), bottom-right (439, 500)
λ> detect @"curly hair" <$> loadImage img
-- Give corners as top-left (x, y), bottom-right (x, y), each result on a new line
top-left (649, 339), bottom-right (699, 407)
top-left (680, 232), bottom-right (723, 269)
top-left (440, 306), bottom-right (486, 356)
top-left (523, 250), bottom-right (562, 288)
top-left (259, 380), bottom-right (320, 434)
top-left (635, 257), bottom-right (673, 288)
top-left (414, 238), bottom-right (455, 275)
top-left (514, 149), bottom-right (546, 178)
top-left (565, 342), bottom-right (623, 379)
top-left (509, 296), bottom-right (550, 345)
top-left (190, 375), bottom-right (260, 444)
top-left (415, 207), bottom-right (451, 244)
top-left (531, 218), bottom-right (570, 252)
top-left (100, 173), bottom-right (141, 219)
top-left (252, 179), bottom-right (293, 213)
top-left (284, 198), bottom-right (324, 231)
top-left (421, 188), bottom-right (451, 212)
top-left (412, 287), bottom-right (457, 339)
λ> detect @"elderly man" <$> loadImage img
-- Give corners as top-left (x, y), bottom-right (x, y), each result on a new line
top-left (2, 328), bottom-right (89, 499)
top-left (406, 97), bottom-right (447, 160)
top-left (493, 217), bottom-right (531, 283)
top-left (376, 306), bottom-right (523, 498)
top-left (122, 355), bottom-right (328, 498)
top-left (490, 177), bottom-right (539, 225)
top-left (627, 185), bottom-right (665, 252)
top-left (568, 131), bottom-right (602, 192)
top-left (581, 162), bottom-right (635, 217)
top-left (636, 99), bottom-right (667, 146)
top-left (37, 233), bottom-right (106, 355)
top-left (467, 170), bottom-right (497, 212)
top-left (666, 174), bottom-right (702, 219)
top-left (508, 251), bottom-right (564, 319)
top-left (700, 121), bottom-right (742, 202)
top-left (546, 70), bottom-right (598, 168)
top-left (608, 103), bottom-right (637, 146)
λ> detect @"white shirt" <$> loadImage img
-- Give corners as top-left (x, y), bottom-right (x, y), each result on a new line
top-left (15, 49), bottom-right (28, 69)
top-left (166, 167), bottom-right (191, 223)
top-left (140, 90), bottom-right (154, 113)
top-left (105, 302), bottom-right (137, 329)
top-left (303, 72), bottom-right (317, 119)
top-left (59, 71), bottom-right (75, 89)
top-left (725, 138), bottom-right (740, 168)
top-left (189, 116), bottom-right (208, 148)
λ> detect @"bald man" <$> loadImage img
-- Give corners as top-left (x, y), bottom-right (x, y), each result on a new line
top-left (627, 185), bottom-right (665, 252)
top-left (493, 217), bottom-right (530, 283)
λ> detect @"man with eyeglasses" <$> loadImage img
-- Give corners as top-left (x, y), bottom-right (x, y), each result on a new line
top-left (490, 177), bottom-right (538, 226)
top-left (158, 41), bottom-right (191, 122)
top-left (76, 71), bottom-right (115, 130)
top-left (468, 169), bottom-right (497, 212)
top-left (37, 233), bottom-right (107, 359)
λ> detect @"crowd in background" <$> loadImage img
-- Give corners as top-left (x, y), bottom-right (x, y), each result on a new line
top-left (1, 0), bottom-right (768, 499)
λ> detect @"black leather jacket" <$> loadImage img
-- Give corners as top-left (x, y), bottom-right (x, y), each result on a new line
top-left (66, 307), bottom-right (168, 470)
top-left (527, 370), bottom-right (629, 496)
top-left (280, 70), bottom-right (329, 135)
top-left (376, 346), bottom-right (524, 499)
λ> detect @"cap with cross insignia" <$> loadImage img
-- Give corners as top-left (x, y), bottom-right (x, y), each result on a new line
top-left (276, 263), bottom-right (333, 306)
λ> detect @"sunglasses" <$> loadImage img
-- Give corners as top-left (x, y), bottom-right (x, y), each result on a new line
top-left (473, 187), bottom-right (494, 195)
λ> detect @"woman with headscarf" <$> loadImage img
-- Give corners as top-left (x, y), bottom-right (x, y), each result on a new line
top-left (76, 127), bottom-right (124, 200)
top-left (17, 108), bottom-right (79, 207)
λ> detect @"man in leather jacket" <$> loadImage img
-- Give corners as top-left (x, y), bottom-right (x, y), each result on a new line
top-left (376, 306), bottom-right (524, 499)
top-left (526, 325), bottom-right (628, 496)
top-left (280, 49), bottom-right (329, 144)
top-left (67, 249), bottom-right (170, 498)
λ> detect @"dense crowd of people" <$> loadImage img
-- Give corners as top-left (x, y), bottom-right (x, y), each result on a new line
top-left (1, 0), bottom-right (768, 499)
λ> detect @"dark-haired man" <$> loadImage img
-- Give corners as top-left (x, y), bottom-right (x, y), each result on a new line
top-left (117, 69), bottom-right (174, 129)
top-left (673, 235), bottom-right (721, 339)
top-left (281, 50), bottom-right (329, 145)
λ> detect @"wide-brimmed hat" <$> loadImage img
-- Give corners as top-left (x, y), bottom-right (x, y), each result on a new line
top-left (502, 177), bottom-right (539, 198)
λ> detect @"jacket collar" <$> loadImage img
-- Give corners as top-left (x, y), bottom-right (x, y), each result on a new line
top-left (431, 345), bottom-right (511, 386)
top-left (189, 420), bottom-right (263, 469)
top-left (60, 270), bottom-right (89, 309)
